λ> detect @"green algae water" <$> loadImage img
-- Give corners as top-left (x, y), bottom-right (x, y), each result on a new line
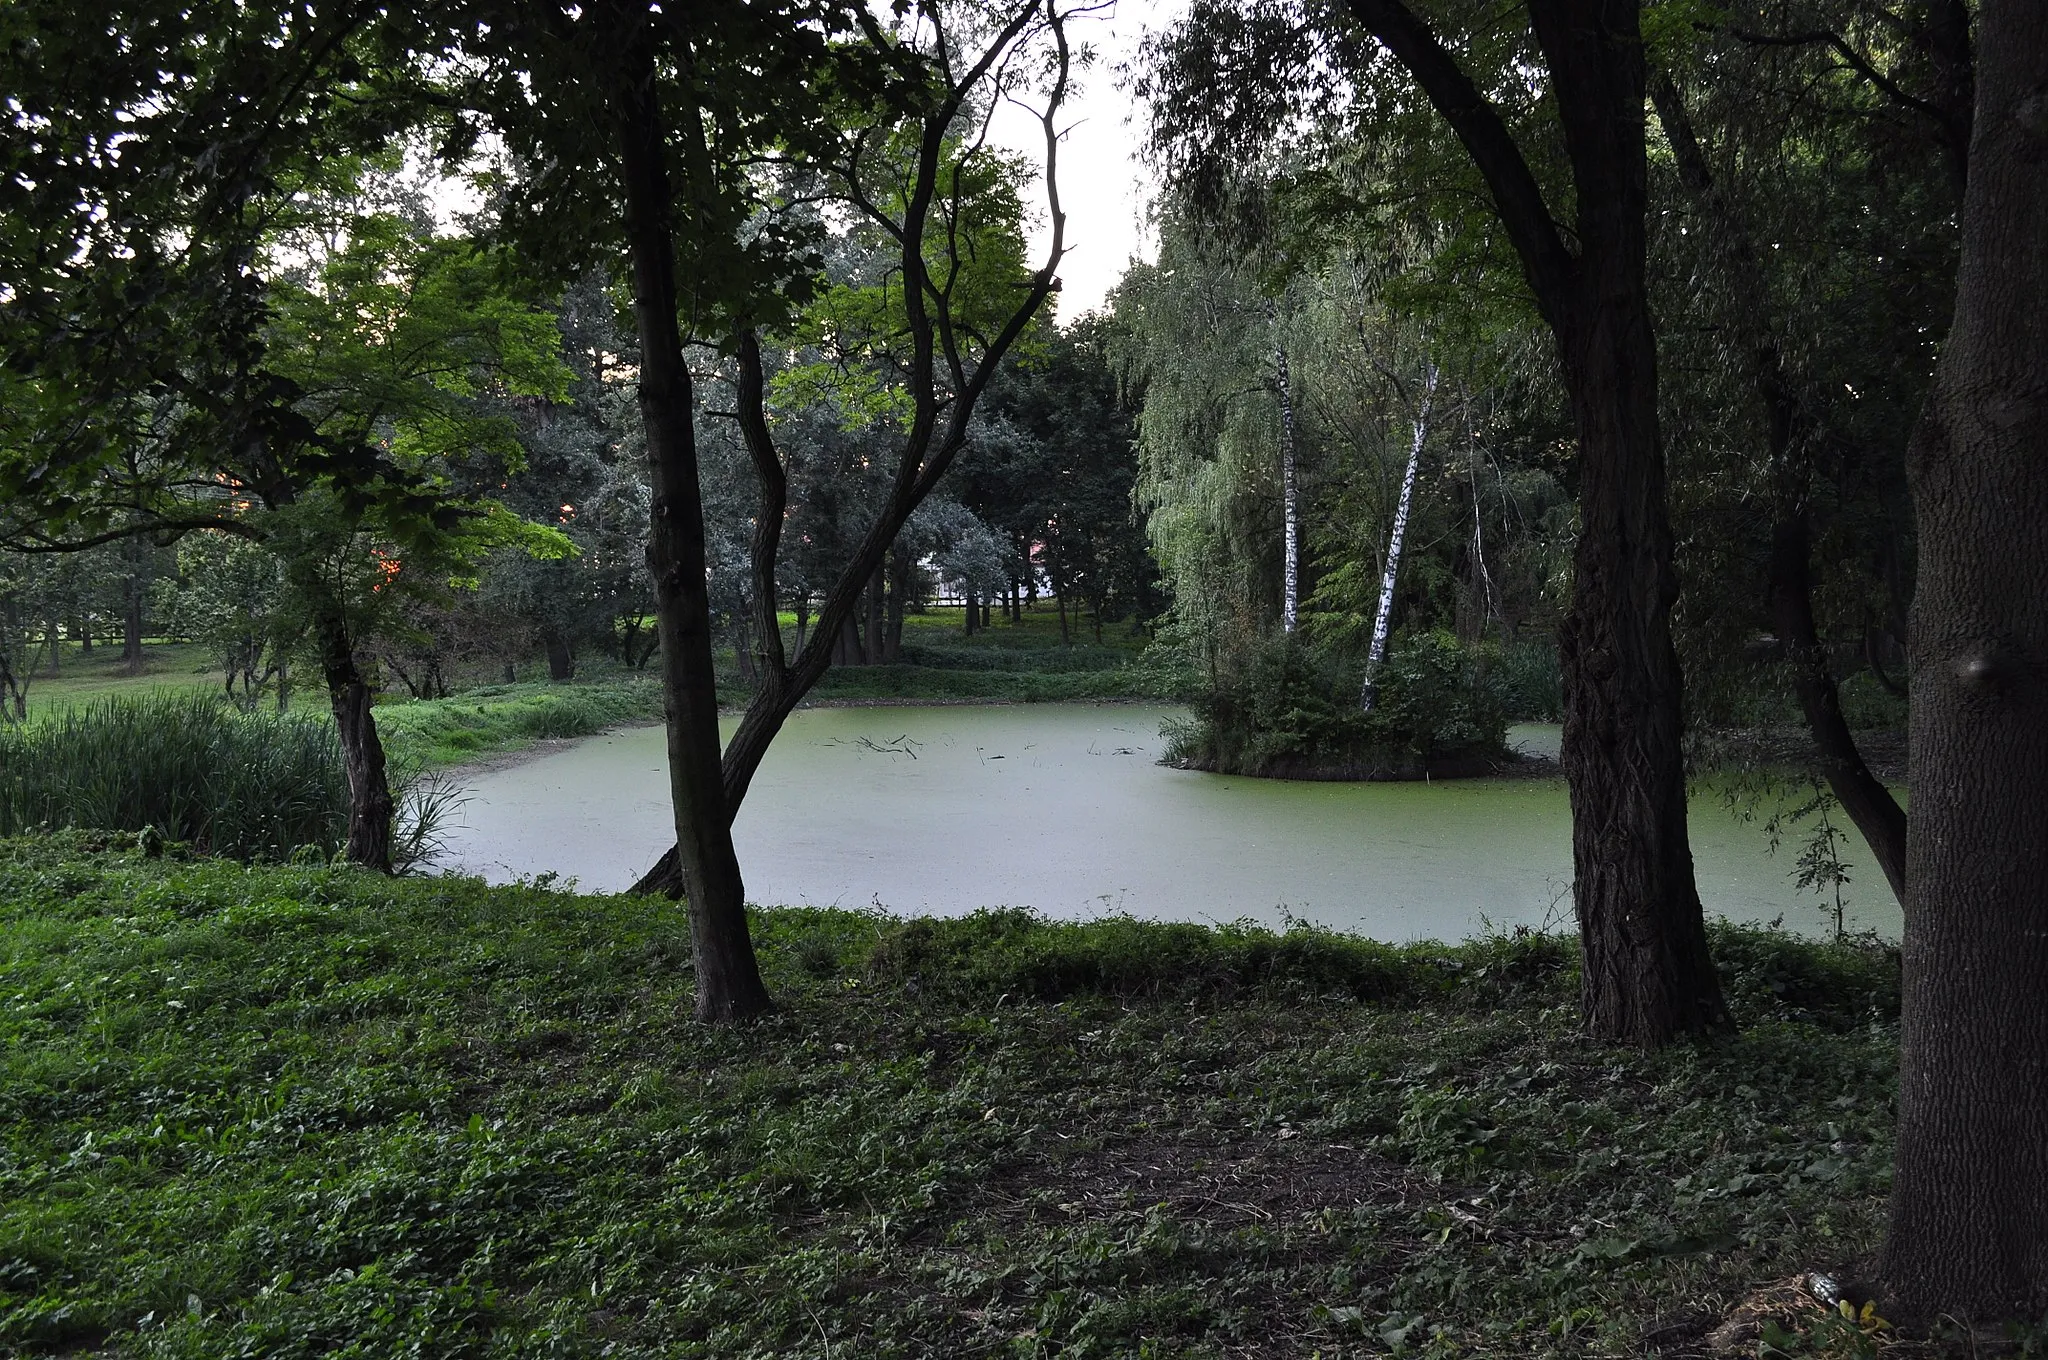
top-left (439, 703), bottom-right (1900, 941)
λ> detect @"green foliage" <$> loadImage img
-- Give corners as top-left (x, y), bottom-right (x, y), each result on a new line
top-left (1171, 630), bottom-right (1508, 778)
top-left (0, 696), bottom-right (346, 860)
top-left (0, 841), bottom-right (1905, 1357)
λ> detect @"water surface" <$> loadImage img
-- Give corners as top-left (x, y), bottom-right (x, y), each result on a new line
top-left (440, 704), bottom-right (1899, 941)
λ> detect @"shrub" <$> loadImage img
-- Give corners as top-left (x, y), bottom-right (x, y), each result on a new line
top-left (1170, 630), bottom-right (1509, 778)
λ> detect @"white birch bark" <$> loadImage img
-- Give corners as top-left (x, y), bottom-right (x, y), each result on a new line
top-left (1274, 338), bottom-right (1301, 633)
top-left (1361, 362), bottom-right (1437, 711)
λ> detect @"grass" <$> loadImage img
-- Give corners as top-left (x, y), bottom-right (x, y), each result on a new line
top-left (0, 833), bottom-right (1914, 1358)
top-left (373, 678), bottom-right (665, 770)
top-left (0, 695), bottom-right (348, 860)
top-left (10, 643), bottom-right (231, 716)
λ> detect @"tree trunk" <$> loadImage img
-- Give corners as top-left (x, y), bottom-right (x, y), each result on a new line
top-left (1345, 0), bottom-right (1729, 1046)
top-left (122, 574), bottom-right (144, 673)
top-left (1769, 512), bottom-right (1907, 902)
top-left (964, 585), bottom-right (979, 636)
top-left (1055, 586), bottom-right (1069, 644)
top-left (864, 561), bottom-right (884, 664)
top-left (308, 603), bottom-right (393, 872)
top-left (1883, 3), bottom-right (2048, 1322)
top-left (542, 627), bottom-right (575, 682)
top-left (613, 22), bottom-right (770, 1022)
top-left (886, 550), bottom-right (909, 661)
top-left (1362, 364), bottom-right (1434, 711)
top-left (1274, 328), bottom-right (1301, 633)
top-left (1647, 70), bottom-right (1907, 906)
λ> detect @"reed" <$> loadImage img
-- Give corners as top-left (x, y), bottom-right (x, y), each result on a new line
top-left (0, 693), bottom-right (349, 859)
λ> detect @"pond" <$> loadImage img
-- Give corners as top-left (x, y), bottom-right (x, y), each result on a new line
top-left (438, 703), bottom-right (1901, 942)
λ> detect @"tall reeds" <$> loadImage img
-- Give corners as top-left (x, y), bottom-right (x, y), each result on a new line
top-left (0, 694), bottom-right (349, 859)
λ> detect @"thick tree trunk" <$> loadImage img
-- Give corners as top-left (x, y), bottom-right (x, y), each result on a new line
top-left (1769, 512), bottom-right (1907, 902)
top-left (964, 586), bottom-right (979, 636)
top-left (308, 604), bottom-right (393, 872)
top-left (1883, 3), bottom-right (2048, 1322)
top-left (1555, 315), bottom-right (1728, 1043)
top-left (1345, 0), bottom-right (1729, 1046)
top-left (613, 24), bottom-right (770, 1022)
top-left (542, 627), bottom-right (575, 682)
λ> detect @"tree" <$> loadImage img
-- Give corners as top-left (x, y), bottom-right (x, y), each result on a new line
top-left (608, 4), bottom-right (1073, 1021)
top-left (0, 8), bottom-right (574, 872)
top-left (1152, 0), bottom-right (1729, 1043)
top-left (1881, 0), bottom-right (2048, 1323)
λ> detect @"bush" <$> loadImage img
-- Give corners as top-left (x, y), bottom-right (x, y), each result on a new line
top-left (1169, 630), bottom-right (1509, 779)
top-left (0, 694), bottom-right (348, 859)
top-left (1490, 638), bottom-right (1563, 721)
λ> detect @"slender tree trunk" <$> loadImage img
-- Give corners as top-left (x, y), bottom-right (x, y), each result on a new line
top-left (864, 562), bottom-right (885, 664)
top-left (1055, 584), bottom-right (1069, 644)
top-left (1274, 329), bottom-right (1301, 633)
top-left (45, 620), bottom-right (60, 674)
top-left (122, 574), bottom-right (144, 673)
top-left (307, 602), bottom-right (393, 872)
top-left (613, 23), bottom-right (770, 1022)
top-left (886, 550), bottom-right (909, 661)
top-left (1883, 4), bottom-right (2048, 1322)
top-left (1649, 71), bottom-right (1906, 904)
top-left (965, 585), bottom-right (979, 636)
top-left (1769, 512), bottom-right (1907, 902)
top-left (1362, 364), bottom-right (1434, 710)
top-left (793, 596), bottom-right (809, 656)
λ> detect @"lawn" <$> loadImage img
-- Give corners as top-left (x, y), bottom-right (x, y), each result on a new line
top-left (0, 833), bottom-right (1910, 1358)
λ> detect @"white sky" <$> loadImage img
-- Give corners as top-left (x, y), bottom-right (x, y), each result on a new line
top-left (983, 0), bottom-right (1181, 323)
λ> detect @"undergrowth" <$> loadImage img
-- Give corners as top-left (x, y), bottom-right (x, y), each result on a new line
top-left (0, 834), bottom-right (1907, 1358)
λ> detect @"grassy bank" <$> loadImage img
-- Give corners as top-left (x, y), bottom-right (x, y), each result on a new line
top-left (0, 834), bottom-right (1910, 1357)
top-left (374, 678), bottom-right (665, 769)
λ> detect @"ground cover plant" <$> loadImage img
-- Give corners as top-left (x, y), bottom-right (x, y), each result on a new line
top-left (0, 834), bottom-right (1908, 1357)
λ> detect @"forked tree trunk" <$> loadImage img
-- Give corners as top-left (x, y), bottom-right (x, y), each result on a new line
top-left (613, 24), bottom-right (770, 1022)
top-left (1883, 3), bottom-right (2048, 1322)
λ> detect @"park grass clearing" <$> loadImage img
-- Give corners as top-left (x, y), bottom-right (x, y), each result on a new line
top-left (0, 832), bottom-right (1923, 1358)
top-left (9, 642), bottom-right (228, 717)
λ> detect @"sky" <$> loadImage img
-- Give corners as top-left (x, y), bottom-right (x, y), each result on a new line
top-left (981, 0), bottom-right (1182, 324)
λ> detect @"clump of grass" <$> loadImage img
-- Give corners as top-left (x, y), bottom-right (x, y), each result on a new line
top-left (0, 694), bottom-right (347, 859)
